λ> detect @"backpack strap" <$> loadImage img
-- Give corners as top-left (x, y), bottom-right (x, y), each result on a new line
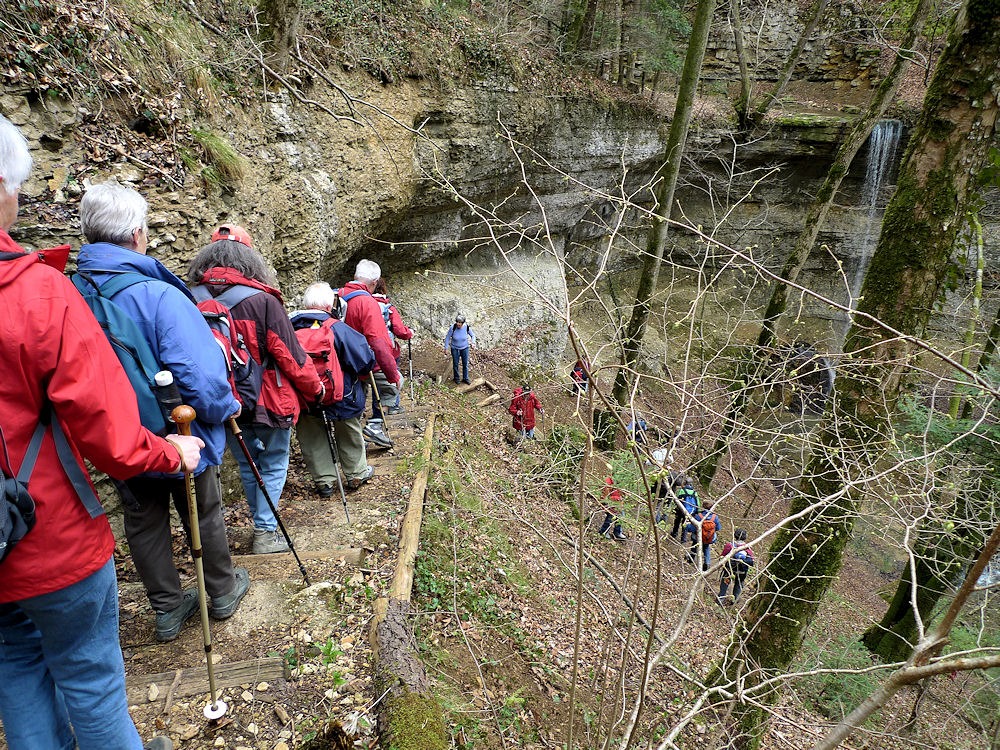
top-left (92, 271), bottom-right (151, 299)
top-left (341, 290), bottom-right (371, 302)
top-left (191, 284), bottom-right (262, 309)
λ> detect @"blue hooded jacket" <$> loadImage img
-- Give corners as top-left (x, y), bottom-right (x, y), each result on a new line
top-left (76, 242), bottom-right (240, 475)
top-left (290, 310), bottom-right (375, 421)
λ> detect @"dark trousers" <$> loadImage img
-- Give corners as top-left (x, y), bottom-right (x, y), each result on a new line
top-left (122, 466), bottom-right (236, 612)
top-left (451, 346), bottom-right (469, 382)
top-left (598, 512), bottom-right (621, 536)
top-left (719, 568), bottom-right (748, 601)
top-left (671, 509), bottom-right (690, 541)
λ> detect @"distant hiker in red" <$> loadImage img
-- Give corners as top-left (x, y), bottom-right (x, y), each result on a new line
top-left (598, 476), bottom-right (627, 540)
top-left (509, 383), bottom-right (542, 438)
top-left (571, 359), bottom-right (589, 393)
top-left (718, 527), bottom-right (755, 605)
top-left (0, 114), bottom-right (200, 750)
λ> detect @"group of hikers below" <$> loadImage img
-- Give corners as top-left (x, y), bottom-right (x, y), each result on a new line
top-left (0, 113), bottom-right (428, 750)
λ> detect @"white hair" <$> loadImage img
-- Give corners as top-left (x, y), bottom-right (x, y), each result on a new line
top-left (0, 115), bottom-right (32, 196)
top-left (302, 281), bottom-right (336, 311)
top-left (354, 258), bottom-right (381, 283)
top-left (80, 179), bottom-right (148, 245)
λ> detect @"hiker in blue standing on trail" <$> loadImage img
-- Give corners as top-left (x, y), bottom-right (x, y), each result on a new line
top-left (444, 314), bottom-right (476, 384)
top-left (669, 475), bottom-right (701, 542)
top-left (686, 499), bottom-right (721, 571)
top-left (76, 180), bottom-right (249, 642)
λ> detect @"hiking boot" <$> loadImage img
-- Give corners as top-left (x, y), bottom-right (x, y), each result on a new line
top-left (253, 528), bottom-right (290, 554)
top-left (145, 737), bottom-right (173, 750)
top-left (461, 378), bottom-right (471, 385)
top-left (210, 567), bottom-right (250, 620)
top-left (387, 405), bottom-right (405, 416)
top-left (155, 589), bottom-right (198, 642)
top-left (315, 484), bottom-right (335, 498)
top-left (613, 528), bottom-right (628, 541)
top-left (347, 465), bottom-right (374, 492)
top-left (363, 420), bottom-right (392, 448)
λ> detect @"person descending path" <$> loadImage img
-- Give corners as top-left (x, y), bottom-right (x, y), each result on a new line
top-left (76, 181), bottom-right (249, 641)
top-left (372, 277), bottom-right (413, 415)
top-left (686, 499), bottom-right (721, 571)
top-left (0, 114), bottom-right (202, 750)
top-left (718, 527), bottom-right (755, 605)
top-left (188, 227), bottom-right (323, 554)
top-left (509, 383), bottom-right (543, 439)
top-left (571, 358), bottom-right (589, 393)
top-left (444, 314), bottom-right (476, 384)
top-left (598, 475), bottom-right (627, 541)
top-left (291, 282), bottom-right (378, 495)
top-left (670, 475), bottom-right (701, 541)
top-left (626, 413), bottom-right (649, 445)
top-left (338, 260), bottom-right (401, 449)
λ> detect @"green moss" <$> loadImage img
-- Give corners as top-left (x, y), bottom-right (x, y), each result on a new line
top-left (382, 691), bottom-right (447, 750)
top-left (775, 113), bottom-right (850, 127)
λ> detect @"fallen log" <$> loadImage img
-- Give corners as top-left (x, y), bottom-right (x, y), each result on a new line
top-left (127, 657), bottom-right (287, 706)
top-left (476, 393), bottom-right (502, 408)
top-left (455, 377), bottom-right (486, 394)
top-left (369, 414), bottom-right (446, 749)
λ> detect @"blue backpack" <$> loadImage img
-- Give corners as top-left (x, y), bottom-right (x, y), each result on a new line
top-left (72, 272), bottom-right (170, 435)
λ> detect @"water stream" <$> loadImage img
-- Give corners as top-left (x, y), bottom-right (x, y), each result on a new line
top-left (840, 119), bottom-right (904, 340)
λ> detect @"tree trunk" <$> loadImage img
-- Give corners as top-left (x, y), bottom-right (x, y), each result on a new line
top-left (756, 0), bottom-right (934, 350)
top-left (713, 1), bottom-right (1000, 745)
top-left (949, 213), bottom-right (984, 418)
top-left (258, 0), bottom-right (301, 73)
top-left (729, 0), bottom-right (753, 129)
top-left (578, 0), bottom-right (600, 52)
top-left (752, 0), bottom-right (829, 122)
top-left (961, 302), bottom-right (1000, 419)
top-left (610, 0), bottom-right (717, 408)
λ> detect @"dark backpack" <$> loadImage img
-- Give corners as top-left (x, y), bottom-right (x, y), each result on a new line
top-left (701, 513), bottom-right (717, 546)
top-left (71, 272), bottom-right (169, 435)
top-left (293, 319), bottom-right (345, 406)
top-left (191, 285), bottom-right (265, 414)
top-left (1, 403), bottom-right (105, 564)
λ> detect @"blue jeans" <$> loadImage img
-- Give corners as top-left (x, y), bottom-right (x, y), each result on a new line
top-left (227, 424), bottom-right (292, 531)
top-left (0, 558), bottom-right (142, 750)
top-left (451, 347), bottom-right (469, 382)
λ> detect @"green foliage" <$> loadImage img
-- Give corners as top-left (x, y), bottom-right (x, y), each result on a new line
top-left (192, 128), bottom-right (245, 188)
top-left (794, 632), bottom-right (880, 721)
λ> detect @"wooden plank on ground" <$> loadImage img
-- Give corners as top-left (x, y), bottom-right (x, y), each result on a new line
top-left (126, 657), bottom-right (287, 705)
top-left (455, 377), bottom-right (486, 394)
top-left (231, 547), bottom-right (365, 566)
top-left (476, 393), bottom-right (502, 407)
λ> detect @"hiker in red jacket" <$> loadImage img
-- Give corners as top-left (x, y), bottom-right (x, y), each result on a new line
top-left (372, 277), bottom-right (413, 416)
top-left (339, 259), bottom-right (402, 447)
top-left (597, 476), bottom-right (627, 540)
top-left (188, 229), bottom-right (322, 554)
top-left (509, 383), bottom-right (543, 439)
top-left (0, 114), bottom-right (200, 750)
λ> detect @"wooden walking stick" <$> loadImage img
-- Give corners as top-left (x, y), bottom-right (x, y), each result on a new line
top-left (172, 405), bottom-right (227, 721)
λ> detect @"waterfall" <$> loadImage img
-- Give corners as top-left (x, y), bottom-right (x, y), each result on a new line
top-left (841, 119), bottom-right (903, 338)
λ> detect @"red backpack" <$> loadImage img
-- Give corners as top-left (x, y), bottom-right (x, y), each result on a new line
top-left (294, 319), bottom-right (344, 406)
top-left (701, 514), bottom-right (717, 546)
top-left (191, 285), bottom-right (264, 412)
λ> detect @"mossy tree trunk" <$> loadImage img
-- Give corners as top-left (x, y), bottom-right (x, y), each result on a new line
top-left (729, 0), bottom-right (753, 129)
top-left (960, 267), bottom-right (1000, 420)
top-left (948, 213), bottom-right (984, 418)
top-left (258, 0), bottom-right (301, 73)
top-left (610, 0), bottom-right (717, 409)
top-left (713, 2), bottom-right (1000, 745)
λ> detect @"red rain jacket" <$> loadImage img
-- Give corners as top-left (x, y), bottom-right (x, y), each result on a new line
top-left (0, 231), bottom-right (180, 602)
top-left (509, 390), bottom-right (542, 431)
top-left (372, 293), bottom-right (413, 360)
top-left (601, 477), bottom-right (622, 513)
top-left (194, 267), bottom-right (321, 428)
top-left (339, 281), bottom-right (400, 382)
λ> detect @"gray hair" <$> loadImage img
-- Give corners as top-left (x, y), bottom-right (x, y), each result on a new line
top-left (354, 258), bottom-right (381, 284)
top-left (187, 239), bottom-right (277, 286)
top-left (80, 179), bottom-right (148, 245)
top-left (301, 281), bottom-right (336, 311)
top-left (455, 314), bottom-right (466, 324)
top-left (0, 115), bottom-right (32, 196)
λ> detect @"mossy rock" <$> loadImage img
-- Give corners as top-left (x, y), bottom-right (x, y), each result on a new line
top-left (381, 691), bottom-right (447, 750)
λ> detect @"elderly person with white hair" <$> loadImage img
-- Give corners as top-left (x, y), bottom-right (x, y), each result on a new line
top-left (188, 226), bottom-right (323, 553)
top-left (291, 282), bottom-right (377, 494)
top-left (0, 117), bottom-right (200, 749)
top-left (338, 259), bottom-right (402, 447)
top-left (76, 180), bottom-right (249, 639)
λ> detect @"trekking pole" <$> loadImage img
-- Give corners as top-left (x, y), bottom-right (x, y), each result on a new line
top-left (408, 339), bottom-right (414, 404)
top-left (368, 376), bottom-right (393, 446)
top-left (319, 410), bottom-right (351, 524)
top-left (172, 405), bottom-right (227, 721)
top-left (227, 418), bottom-right (311, 586)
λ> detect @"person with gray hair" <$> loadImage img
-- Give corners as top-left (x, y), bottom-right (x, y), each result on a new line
top-left (444, 313), bottom-right (476, 384)
top-left (77, 181), bottom-right (250, 640)
top-left (338, 259), bottom-right (402, 448)
top-left (189, 226), bottom-right (323, 553)
top-left (1, 115), bottom-right (192, 750)
top-left (291, 282), bottom-right (377, 495)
